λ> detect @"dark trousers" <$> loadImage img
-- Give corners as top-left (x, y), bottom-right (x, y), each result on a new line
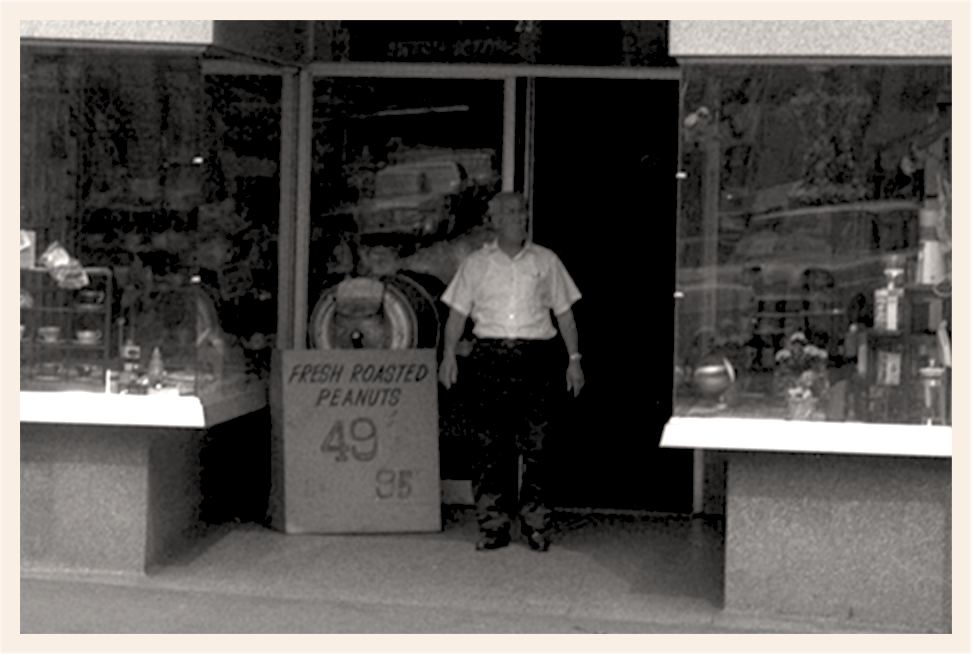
top-left (465, 337), bottom-right (564, 537)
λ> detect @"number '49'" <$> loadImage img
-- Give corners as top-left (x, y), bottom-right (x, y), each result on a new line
top-left (321, 418), bottom-right (378, 462)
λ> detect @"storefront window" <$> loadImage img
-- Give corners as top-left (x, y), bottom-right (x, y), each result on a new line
top-left (20, 53), bottom-right (277, 398)
top-left (674, 63), bottom-right (951, 425)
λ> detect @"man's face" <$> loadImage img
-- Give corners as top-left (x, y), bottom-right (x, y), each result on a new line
top-left (489, 200), bottom-right (527, 242)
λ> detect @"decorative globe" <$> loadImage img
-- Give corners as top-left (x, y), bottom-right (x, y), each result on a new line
top-left (692, 355), bottom-right (734, 399)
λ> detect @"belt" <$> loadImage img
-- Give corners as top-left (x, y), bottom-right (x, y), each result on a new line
top-left (480, 338), bottom-right (550, 348)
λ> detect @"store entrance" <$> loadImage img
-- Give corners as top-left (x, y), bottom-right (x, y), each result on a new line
top-left (531, 77), bottom-right (691, 513)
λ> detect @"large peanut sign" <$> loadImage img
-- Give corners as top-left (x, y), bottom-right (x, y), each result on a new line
top-left (269, 349), bottom-right (441, 534)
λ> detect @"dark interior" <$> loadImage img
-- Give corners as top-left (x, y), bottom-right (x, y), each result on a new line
top-left (532, 78), bottom-right (689, 512)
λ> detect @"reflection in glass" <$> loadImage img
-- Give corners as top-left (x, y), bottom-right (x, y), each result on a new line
top-left (308, 78), bottom-right (505, 351)
top-left (674, 64), bottom-right (951, 425)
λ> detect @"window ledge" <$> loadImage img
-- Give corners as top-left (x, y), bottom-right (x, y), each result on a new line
top-left (660, 416), bottom-right (951, 458)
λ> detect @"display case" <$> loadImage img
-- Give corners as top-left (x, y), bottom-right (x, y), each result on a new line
top-left (673, 63), bottom-right (951, 426)
top-left (20, 267), bottom-right (113, 390)
top-left (20, 261), bottom-right (259, 402)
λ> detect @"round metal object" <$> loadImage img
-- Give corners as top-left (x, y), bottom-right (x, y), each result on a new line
top-left (308, 275), bottom-right (441, 350)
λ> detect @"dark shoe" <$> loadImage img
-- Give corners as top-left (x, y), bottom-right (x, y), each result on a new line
top-left (524, 529), bottom-right (551, 552)
top-left (475, 534), bottom-right (511, 551)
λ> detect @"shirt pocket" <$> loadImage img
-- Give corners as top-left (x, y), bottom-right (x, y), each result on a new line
top-left (519, 257), bottom-right (540, 278)
top-left (533, 268), bottom-right (553, 309)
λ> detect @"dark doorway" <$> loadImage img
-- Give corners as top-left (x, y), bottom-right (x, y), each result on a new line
top-left (531, 78), bottom-right (691, 513)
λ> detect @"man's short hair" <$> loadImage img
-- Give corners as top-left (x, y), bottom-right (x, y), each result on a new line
top-left (488, 192), bottom-right (525, 212)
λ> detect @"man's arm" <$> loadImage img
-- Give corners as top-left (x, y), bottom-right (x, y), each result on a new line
top-left (554, 308), bottom-right (584, 397)
top-left (554, 308), bottom-right (579, 358)
top-left (439, 308), bottom-right (468, 389)
top-left (442, 308), bottom-right (467, 358)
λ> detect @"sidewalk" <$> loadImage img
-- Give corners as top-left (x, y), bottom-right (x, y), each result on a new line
top-left (20, 510), bottom-right (906, 634)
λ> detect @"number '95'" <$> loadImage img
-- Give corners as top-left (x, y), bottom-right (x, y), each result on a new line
top-left (376, 468), bottom-right (413, 499)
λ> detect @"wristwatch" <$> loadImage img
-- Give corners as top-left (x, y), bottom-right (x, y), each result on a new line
top-left (568, 353), bottom-right (582, 362)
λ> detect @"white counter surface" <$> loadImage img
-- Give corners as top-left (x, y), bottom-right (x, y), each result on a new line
top-left (660, 416), bottom-right (952, 458)
top-left (20, 384), bottom-right (267, 429)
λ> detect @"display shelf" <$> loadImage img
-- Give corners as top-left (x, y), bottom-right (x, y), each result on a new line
top-left (756, 311), bottom-right (845, 317)
top-left (753, 294), bottom-right (815, 300)
top-left (22, 341), bottom-right (106, 348)
top-left (82, 202), bottom-right (163, 213)
top-left (22, 307), bottom-right (91, 314)
top-left (19, 379), bottom-right (268, 429)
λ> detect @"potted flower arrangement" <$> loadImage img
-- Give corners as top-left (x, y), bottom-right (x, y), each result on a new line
top-left (774, 331), bottom-right (830, 420)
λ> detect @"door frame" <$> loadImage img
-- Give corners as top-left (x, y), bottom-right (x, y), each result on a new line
top-left (202, 56), bottom-right (697, 513)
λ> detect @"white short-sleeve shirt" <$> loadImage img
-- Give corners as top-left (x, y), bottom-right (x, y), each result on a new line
top-left (441, 240), bottom-right (582, 340)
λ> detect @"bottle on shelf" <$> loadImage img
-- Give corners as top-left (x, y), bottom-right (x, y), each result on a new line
top-left (121, 338), bottom-right (141, 372)
top-left (918, 357), bottom-right (947, 426)
top-left (917, 201), bottom-right (947, 286)
top-left (874, 266), bottom-right (905, 332)
top-left (148, 347), bottom-right (165, 387)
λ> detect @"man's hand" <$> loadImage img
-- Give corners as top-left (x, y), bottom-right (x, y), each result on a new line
top-left (439, 352), bottom-right (459, 389)
top-left (554, 308), bottom-right (583, 397)
top-left (566, 360), bottom-right (584, 397)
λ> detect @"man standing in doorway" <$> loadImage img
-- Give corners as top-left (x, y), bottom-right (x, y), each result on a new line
top-left (439, 191), bottom-right (584, 552)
